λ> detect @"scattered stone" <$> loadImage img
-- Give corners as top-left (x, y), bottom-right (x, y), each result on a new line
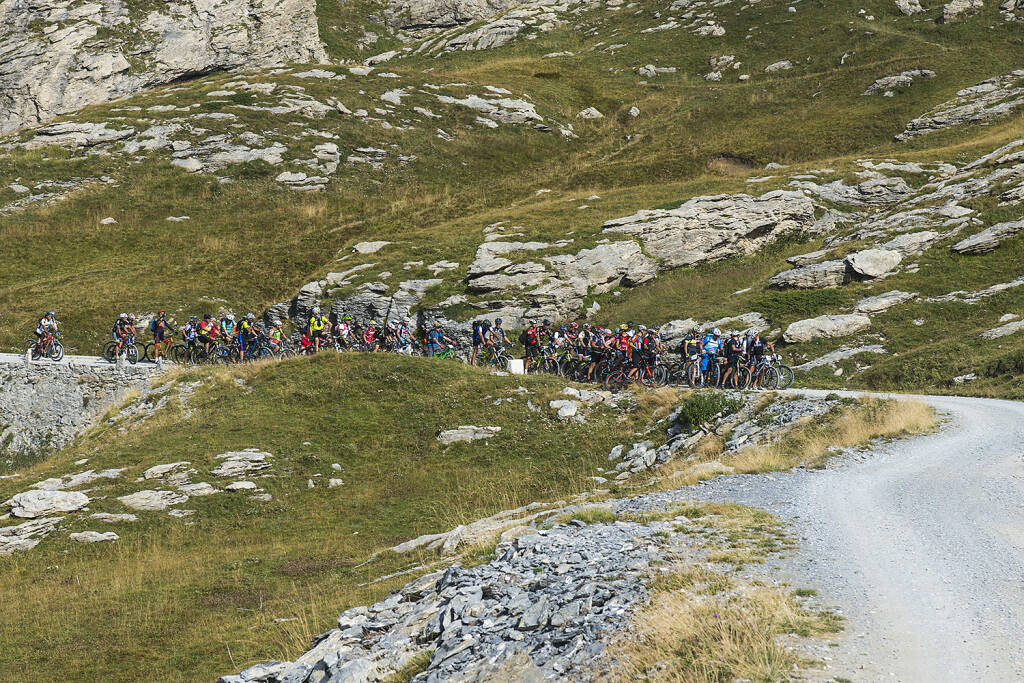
top-left (863, 70), bottom-right (936, 95)
top-left (951, 221), bottom-right (1024, 254)
top-left (795, 345), bottom-right (886, 371)
top-left (89, 513), bottom-right (137, 523)
top-left (329, 478), bottom-right (344, 488)
top-left (897, 0), bottom-right (924, 13)
top-left (211, 450), bottom-right (273, 477)
top-left (0, 517), bottom-right (61, 555)
top-left (897, 71), bottom-right (1024, 140)
top-left (846, 249), bottom-right (903, 278)
top-left (784, 314), bottom-right (872, 343)
top-left (117, 490), bottom-right (188, 511)
top-left (70, 531), bottom-right (119, 543)
top-left (854, 290), bottom-right (916, 313)
top-left (576, 107), bottom-right (604, 119)
top-left (952, 372), bottom-right (978, 384)
top-left (769, 260), bottom-right (848, 289)
top-left (981, 318), bottom-right (1024, 339)
top-left (941, 0), bottom-right (984, 22)
top-left (764, 60), bottom-right (793, 73)
top-left (437, 426), bottom-right (501, 444)
top-left (6, 490), bottom-right (90, 519)
top-left (100, 217), bottom-right (117, 225)
top-left (143, 462), bottom-right (191, 480)
top-left (225, 481), bottom-right (257, 491)
top-left (353, 241), bottom-right (392, 254)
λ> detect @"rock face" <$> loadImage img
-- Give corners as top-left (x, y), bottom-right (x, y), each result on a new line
top-left (0, 0), bottom-right (326, 134)
top-left (896, 0), bottom-right (925, 14)
top-left (117, 490), bottom-right (188, 511)
top-left (951, 221), bottom-right (1024, 254)
top-left (897, 71), bottom-right (1024, 141)
top-left (0, 517), bottom-right (61, 556)
top-left (386, 0), bottom-right (524, 32)
top-left (769, 260), bottom-right (848, 289)
top-left (784, 314), bottom-right (871, 343)
top-left (0, 357), bottom-right (157, 454)
top-left (603, 191), bottom-right (816, 268)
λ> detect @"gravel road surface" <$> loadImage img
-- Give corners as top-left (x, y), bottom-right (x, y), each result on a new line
top-left (682, 391), bottom-right (1024, 681)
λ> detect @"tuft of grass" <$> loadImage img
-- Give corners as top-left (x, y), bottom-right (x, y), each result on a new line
top-left (611, 582), bottom-right (841, 682)
top-left (383, 650), bottom-right (435, 683)
top-left (727, 398), bottom-right (935, 474)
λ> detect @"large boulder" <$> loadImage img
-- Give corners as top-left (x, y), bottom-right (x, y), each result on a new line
top-left (941, 0), bottom-right (984, 22)
top-left (544, 241), bottom-right (657, 291)
top-left (117, 490), bottom-right (188, 511)
top-left (0, 0), bottom-right (326, 134)
top-left (784, 314), bottom-right (871, 343)
top-left (437, 426), bottom-right (501, 444)
top-left (951, 221), bottom-right (1024, 254)
top-left (845, 249), bottom-right (903, 278)
top-left (6, 490), bottom-right (90, 519)
top-left (863, 70), bottom-right (936, 96)
top-left (603, 190), bottom-right (816, 268)
top-left (769, 260), bottom-right (848, 289)
top-left (881, 230), bottom-right (942, 255)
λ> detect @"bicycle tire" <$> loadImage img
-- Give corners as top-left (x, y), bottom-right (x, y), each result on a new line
top-left (604, 371), bottom-right (624, 392)
top-left (777, 365), bottom-right (795, 389)
top-left (50, 339), bottom-right (64, 362)
top-left (102, 341), bottom-right (118, 363)
top-left (762, 366), bottom-right (780, 390)
top-left (126, 343), bottom-right (138, 365)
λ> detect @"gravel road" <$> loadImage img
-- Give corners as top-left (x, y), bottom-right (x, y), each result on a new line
top-left (676, 391), bottom-right (1024, 681)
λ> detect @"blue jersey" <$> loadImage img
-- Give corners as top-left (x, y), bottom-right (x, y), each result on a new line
top-left (701, 334), bottom-right (721, 355)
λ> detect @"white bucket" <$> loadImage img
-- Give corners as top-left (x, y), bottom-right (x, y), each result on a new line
top-left (508, 358), bottom-right (526, 375)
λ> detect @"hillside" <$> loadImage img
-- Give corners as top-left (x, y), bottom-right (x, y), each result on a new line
top-left (1, 0), bottom-right (1022, 397)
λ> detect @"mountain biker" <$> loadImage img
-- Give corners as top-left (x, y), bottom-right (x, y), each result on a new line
top-left (471, 319), bottom-right (488, 365)
top-left (721, 331), bottom-right (745, 387)
top-left (614, 324), bottom-right (630, 366)
top-left (396, 318), bottom-right (414, 354)
top-left (182, 316), bottom-right (199, 351)
top-left (363, 321), bottom-right (378, 352)
top-left (700, 327), bottom-right (722, 374)
top-left (488, 318), bottom-right (511, 349)
top-left (425, 322), bottom-right (453, 357)
top-left (268, 320), bottom-right (284, 353)
top-left (333, 315), bottom-right (354, 349)
top-left (539, 319), bottom-right (552, 345)
top-left (748, 331), bottom-right (775, 388)
top-left (151, 310), bottom-right (173, 361)
top-left (522, 319), bottom-right (540, 372)
top-left (112, 313), bottom-right (132, 356)
top-left (238, 313), bottom-right (257, 361)
top-left (197, 314), bottom-right (216, 354)
top-left (682, 326), bottom-right (703, 360)
top-left (221, 314), bottom-right (237, 342)
top-left (307, 306), bottom-right (329, 353)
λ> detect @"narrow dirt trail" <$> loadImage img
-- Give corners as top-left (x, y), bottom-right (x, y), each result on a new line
top-left (688, 391), bottom-right (1024, 681)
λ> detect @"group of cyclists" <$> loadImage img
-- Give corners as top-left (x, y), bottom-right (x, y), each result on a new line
top-left (27, 309), bottom-right (792, 391)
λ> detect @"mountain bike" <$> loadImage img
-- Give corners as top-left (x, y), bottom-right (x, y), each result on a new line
top-left (768, 353), bottom-right (794, 389)
top-left (687, 354), bottom-right (719, 388)
top-left (23, 332), bottom-right (64, 362)
top-left (480, 343), bottom-right (511, 370)
top-left (431, 343), bottom-right (459, 361)
top-left (103, 336), bottom-right (139, 364)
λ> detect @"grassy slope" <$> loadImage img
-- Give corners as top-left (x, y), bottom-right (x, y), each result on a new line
top-left (1, 0), bottom-right (1021, 396)
top-left (0, 354), bottom-right (670, 681)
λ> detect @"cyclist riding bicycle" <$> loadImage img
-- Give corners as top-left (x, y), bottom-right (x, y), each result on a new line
top-left (700, 328), bottom-right (722, 373)
top-left (521, 319), bottom-right (540, 372)
top-left (237, 313), bottom-right (258, 361)
top-left (333, 315), bottom-right (355, 348)
top-left (150, 310), bottom-right (173, 360)
top-left (363, 321), bottom-right (379, 351)
top-left (682, 326), bottom-right (703, 359)
top-left (308, 306), bottom-right (329, 353)
top-left (268, 320), bottom-right (284, 353)
top-left (425, 322), bottom-right (453, 357)
top-left (488, 317), bottom-right (511, 349)
top-left (112, 313), bottom-right (133, 356)
top-left (396, 318), bottom-right (414, 354)
top-left (721, 331), bottom-right (745, 387)
top-left (197, 314), bottom-right (217, 354)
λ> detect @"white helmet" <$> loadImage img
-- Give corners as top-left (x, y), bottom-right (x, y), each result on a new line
top-left (272, 320), bottom-right (282, 327)
top-left (119, 313), bottom-right (127, 319)
top-left (312, 306), bottom-right (321, 314)
top-left (227, 314), bottom-right (235, 321)
top-left (712, 327), bottom-right (721, 336)
top-left (247, 313), bottom-right (255, 320)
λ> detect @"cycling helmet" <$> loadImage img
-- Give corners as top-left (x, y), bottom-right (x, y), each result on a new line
top-left (312, 306), bottom-right (321, 314)
top-left (619, 324), bottom-right (628, 331)
top-left (128, 314), bottom-right (137, 322)
top-left (542, 319), bottom-right (551, 326)
top-left (731, 331), bottom-right (740, 337)
top-left (691, 325), bottom-right (700, 334)
top-left (560, 324), bottom-right (567, 332)
top-left (47, 310), bottom-right (55, 317)
top-left (483, 320), bottom-right (492, 327)
top-left (203, 313), bottom-right (212, 320)
top-left (627, 320), bottom-right (634, 328)
top-left (369, 320), bottom-right (377, 326)
top-left (273, 320), bottom-right (282, 327)
top-left (158, 310), bottom-right (165, 316)
top-left (403, 317), bottom-right (411, 323)
top-left (119, 313), bottom-right (128, 319)
top-left (570, 322), bottom-right (579, 329)
top-left (583, 323), bottom-right (591, 328)
top-left (638, 324), bottom-right (647, 332)
top-left (744, 329), bottom-right (752, 337)
top-left (227, 314), bottom-right (235, 322)
top-left (528, 319), bottom-right (537, 325)
top-left (343, 314), bottom-right (352, 321)
top-left (495, 317), bottom-right (503, 325)
top-left (433, 321), bottom-right (441, 328)
top-left (247, 313), bottom-right (255, 320)
top-left (711, 327), bottom-right (721, 336)
top-left (190, 315), bottom-right (198, 322)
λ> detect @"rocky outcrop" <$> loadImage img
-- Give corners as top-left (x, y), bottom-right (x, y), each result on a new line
top-left (896, 0), bottom-right (925, 14)
top-left (387, 0), bottom-right (525, 32)
top-left (603, 190), bottom-right (817, 268)
top-left (783, 314), bottom-right (871, 343)
top-left (5, 490), bottom-right (89, 518)
top-left (769, 260), bottom-right (848, 289)
top-left (863, 69), bottom-right (936, 96)
top-left (854, 290), bottom-right (917, 313)
top-left (0, 358), bottom-right (159, 455)
top-left (437, 426), bottom-right (501, 444)
top-left (0, 0), bottom-right (326, 134)
top-left (897, 71), bottom-right (1024, 141)
top-left (790, 177), bottom-right (915, 206)
top-left (950, 221), bottom-right (1024, 254)
top-left (941, 0), bottom-right (984, 22)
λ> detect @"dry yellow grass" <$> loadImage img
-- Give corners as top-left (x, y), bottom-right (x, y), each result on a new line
top-left (728, 398), bottom-right (935, 474)
top-left (609, 580), bottom-right (839, 682)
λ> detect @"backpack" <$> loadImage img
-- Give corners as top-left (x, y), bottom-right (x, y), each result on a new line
top-left (518, 329), bottom-right (529, 345)
top-left (150, 319), bottom-right (158, 333)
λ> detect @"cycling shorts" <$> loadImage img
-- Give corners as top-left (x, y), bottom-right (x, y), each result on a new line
top-left (198, 334), bottom-right (212, 345)
top-left (525, 344), bottom-right (540, 358)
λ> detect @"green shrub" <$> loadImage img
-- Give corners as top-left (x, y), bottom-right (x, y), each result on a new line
top-left (675, 392), bottom-right (744, 433)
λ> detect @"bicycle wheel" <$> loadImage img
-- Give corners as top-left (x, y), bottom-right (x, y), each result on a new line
top-left (23, 339), bottom-right (40, 361)
top-left (777, 364), bottom-right (795, 389)
top-left (140, 343), bottom-right (152, 362)
top-left (761, 366), bottom-right (780, 390)
top-left (172, 344), bottom-right (189, 364)
top-left (735, 366), bottom-right (751, 389)
top-left (102, 341), bottom-right (118, 363)
top-left (604, 371), bottom-right (624, 392)
top-left (126, 343), bottom-right (138, 365)
top-left (706, 361), bottom-right (721, 388)
top-left (50, 339), bottom-right (64, 362)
